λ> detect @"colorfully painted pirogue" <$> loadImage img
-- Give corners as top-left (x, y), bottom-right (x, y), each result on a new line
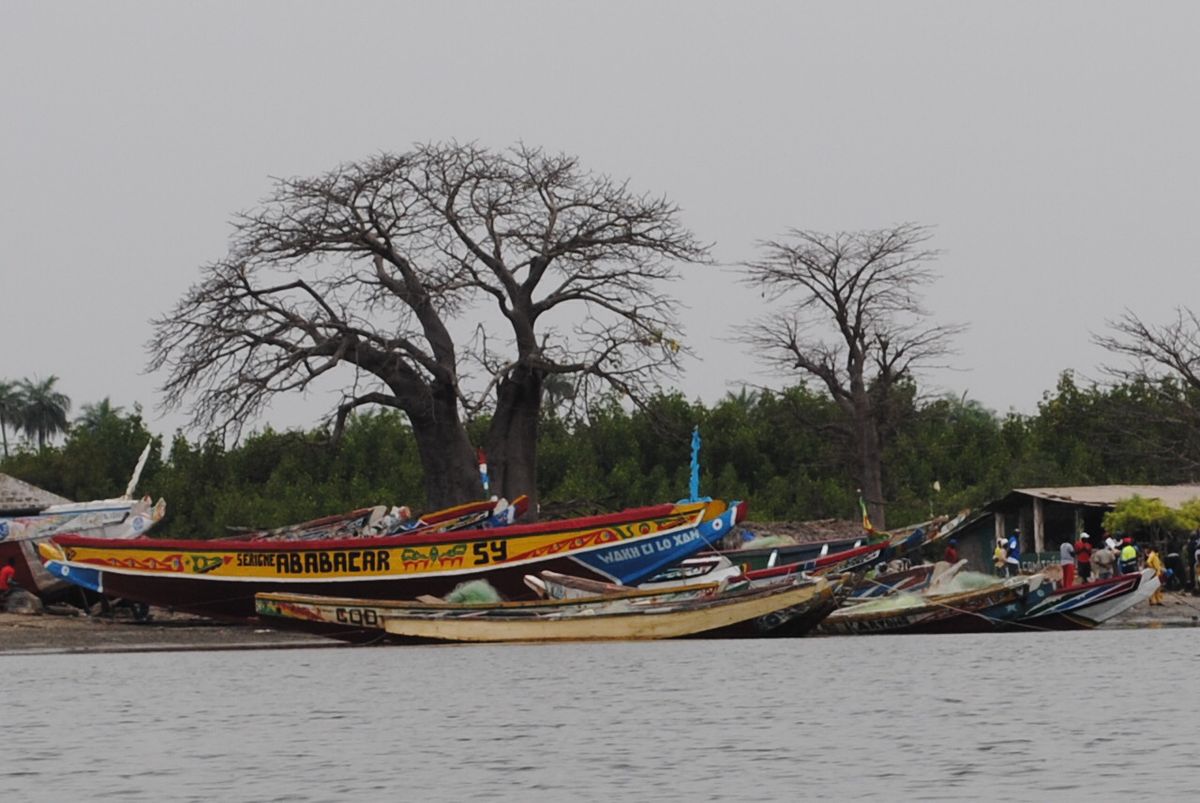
top-left (40, 499), bottom-right (745, 620)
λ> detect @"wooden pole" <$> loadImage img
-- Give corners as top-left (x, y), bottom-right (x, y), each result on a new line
top-left (1033, 497), bottom-right (1045, 555)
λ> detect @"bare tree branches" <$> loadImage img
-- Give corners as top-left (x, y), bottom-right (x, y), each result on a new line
top-left (1094, 307), bottom-right (1200, 476)
top-left (735, 223), bottom-right (963, 527)
top-left (737, 224), bottom-right (960, 398)
top-left (148, 142), bottom-right (707, 504)
top-left (1095, 307), bottom-right (1200, 391)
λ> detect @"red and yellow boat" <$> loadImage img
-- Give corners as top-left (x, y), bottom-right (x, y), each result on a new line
top-left (40, 499), bottom-right (745, 621)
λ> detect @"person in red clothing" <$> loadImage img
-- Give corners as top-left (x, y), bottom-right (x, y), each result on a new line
top-left (943, 539), bottom-right (959, 564)
top-left (1075, 532), bottom-right (1093, 584)
top-left (0, 557), bottom-right (17, 602)
top-left (1059, 538), bottom-right (1076, 587)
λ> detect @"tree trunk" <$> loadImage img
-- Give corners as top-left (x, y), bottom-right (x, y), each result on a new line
top-left (853, 399), bottom-right (887, 531)
top-left (405, 386), bottom-right (482, 509)
top-left (486, 367), bottom-right (544, 515)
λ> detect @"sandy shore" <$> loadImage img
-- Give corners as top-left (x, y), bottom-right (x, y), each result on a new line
top-left (0, 609), bottom-right (335, 655)
top-left (3, 590), bottom-right (1198, 655)
top-left (1106, 589), bottom-right (1200, 629)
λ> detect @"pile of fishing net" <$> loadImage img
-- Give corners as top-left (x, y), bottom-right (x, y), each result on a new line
top-left (737, 534), bottom-right (796, 549)
top-left (932, 570), bottom-right (1006, 595)
top-left (443, 579), bottom-right (502, 604)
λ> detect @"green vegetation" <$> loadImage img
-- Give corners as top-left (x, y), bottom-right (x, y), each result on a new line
top-left (2, 371), bottom-right (1197, 538)
top-left (0, 376), bottom-right (72, 456)
top-left (1104, 495), bottom-right (1200, 540)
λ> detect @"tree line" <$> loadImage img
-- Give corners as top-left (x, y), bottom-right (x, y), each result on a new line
top-left (2, 371), bottom-right (1196, 539)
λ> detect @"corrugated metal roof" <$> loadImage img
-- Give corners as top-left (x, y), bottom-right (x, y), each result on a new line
top-left (0, 473), bottom-right (72, 513)
top-left (1012, 485), bottom-right (1200, 508)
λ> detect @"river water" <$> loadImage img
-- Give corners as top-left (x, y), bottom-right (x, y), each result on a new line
top-left (4, 627), bottom-right (1196, 802)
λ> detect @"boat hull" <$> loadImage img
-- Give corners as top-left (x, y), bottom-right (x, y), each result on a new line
top-left (255, 575), bottom-right (832, 644)
top-left (44, 501), bottom-right (743, 620)
top-left (377, 580), bottom-right (828, 643)
top-left (1016, 570), bottom-right (1157, 630)
top-left (819, 577), bottom-right (1047, 636)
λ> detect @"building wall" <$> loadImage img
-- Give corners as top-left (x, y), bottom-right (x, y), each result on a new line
top-left (952, 496), bottom-right (1113, 573)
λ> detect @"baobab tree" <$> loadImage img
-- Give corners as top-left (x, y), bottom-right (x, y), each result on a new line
top-left (149, 142), bottom-right (708, 508)
top-left (737, 224), bottom-right (963, 529)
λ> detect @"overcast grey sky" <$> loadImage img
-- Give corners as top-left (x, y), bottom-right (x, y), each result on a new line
top-left (3, 1), bottom-right (1197, 437)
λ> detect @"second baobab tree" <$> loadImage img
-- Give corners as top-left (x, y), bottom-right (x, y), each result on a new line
top-left (737, 224), bottom-right (963, 529)
top-left (149, 142), bottom-right (709, 509)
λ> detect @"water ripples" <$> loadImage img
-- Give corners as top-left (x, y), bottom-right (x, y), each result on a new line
top-left (2, 629), bottom-right (1195, 801)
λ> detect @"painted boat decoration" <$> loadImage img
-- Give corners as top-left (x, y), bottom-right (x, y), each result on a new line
top-left (818, 574), bottom-right (1050, 636)
top-left (848, 560), bottom-right (967, 599)
top-left (0, 445), bottom-right (165, 600)
top-left (40, 499), bottom-right (745, 620)
top-left (257, 575), bottom-right (831, 644)
top-left (1014, 569), bottom-right (1159, 630)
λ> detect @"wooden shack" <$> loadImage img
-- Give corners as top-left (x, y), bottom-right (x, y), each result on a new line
top-left (951, 484), bottom-right (1200, 572)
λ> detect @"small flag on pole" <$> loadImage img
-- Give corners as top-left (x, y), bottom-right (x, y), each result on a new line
top-left (858, 492), bottom-right (876, 534)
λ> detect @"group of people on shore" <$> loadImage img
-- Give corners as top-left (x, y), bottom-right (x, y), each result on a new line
top-left (1056, 532), bottom-right (1166, 605)
top-left (987, 530), bottom-right (1168, 605)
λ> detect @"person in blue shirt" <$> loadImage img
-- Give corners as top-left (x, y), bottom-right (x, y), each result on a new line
top-left (1006, 530), bottom-right (1022, 577)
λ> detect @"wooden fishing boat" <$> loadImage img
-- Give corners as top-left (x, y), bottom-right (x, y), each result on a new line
top-left (848, 560), bottom-right (967, 599)
top-left (714, 535), bottom-right (868, 571)
top-left (638, 555), bottom-right (746, 589)
top-left (257, 576), bottom-right (829, 644)
top-left (709, 510), bottom-right (968, 572)
top-left (378, 578), bottom-right (829, 642)
top-left (1014, 569), bottom-right (1159, 630)
top-left (40, 499), bottom-right (745, 620)
top-left (818, 575), bottom-right (1050, 636)
top-left (529, 557), bottom-right (746, 600)
top-left (0, 445), bottom-right (165, 600)
top-left (256, 579), bottom-right (731, 643)
top-left (527, 565), bottom-right (843, 638)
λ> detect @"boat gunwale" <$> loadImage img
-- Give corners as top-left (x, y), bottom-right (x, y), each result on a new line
top-left (53, 501), bottom-right (718, 552)
top-left (255, 577), bottom-right (739, 612)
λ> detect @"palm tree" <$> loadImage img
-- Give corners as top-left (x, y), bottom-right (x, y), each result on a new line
top-left (75, 397), bottom-right (124, 433)
top-left (19, 376), bottom-right (71, 449)
top-left (0, 380), bottom-right (24, 458)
